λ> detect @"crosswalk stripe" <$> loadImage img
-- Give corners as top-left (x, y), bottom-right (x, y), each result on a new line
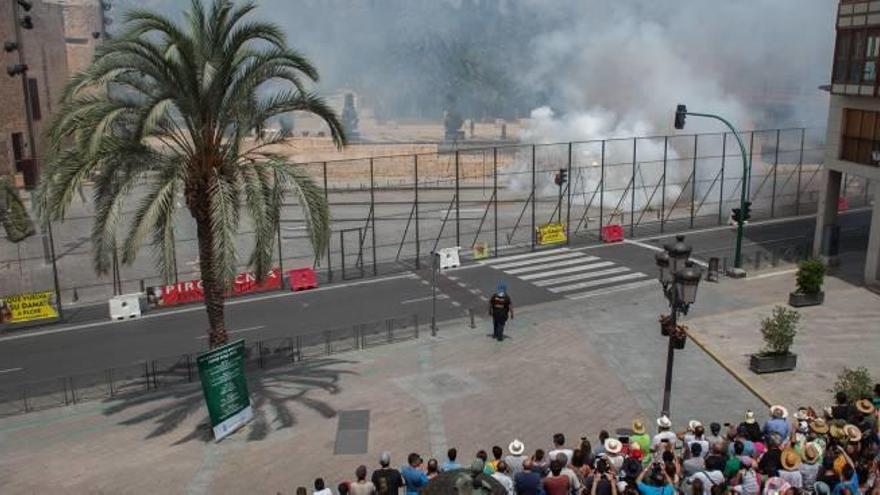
top-left (519, 261), bottom-right (616, 280)
top-left (532, 267), bottom-right (631, 287)
top-left (479, 248), bottom-right (569, 265)
top-left (492, 253), bottom-right (593, 270)
top-left (504, 257), bottom-right (597, 275)
top-left (548, 272), bottom-right (648, 292)
top-left (566, 280), bottom-right (657, 300)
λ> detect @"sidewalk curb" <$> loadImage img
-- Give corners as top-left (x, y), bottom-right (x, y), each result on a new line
top-left (685, 327), bottom-right (773, 408)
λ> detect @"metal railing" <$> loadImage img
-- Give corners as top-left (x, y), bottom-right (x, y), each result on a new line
top-left (0, 313), bottom-right (420, 416)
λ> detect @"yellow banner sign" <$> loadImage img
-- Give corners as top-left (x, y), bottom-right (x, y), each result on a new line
top-left (473, 242), bottom-right (490, 260)
top-left (0, 291), bottom-right (58, 324)
top-left (537, 223), bottom-right (567, 245)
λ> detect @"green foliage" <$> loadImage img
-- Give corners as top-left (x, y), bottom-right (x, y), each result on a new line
top-left (760, 305), bottom-right (799, 355)
top-left (832, 367), bottom-right (874, 401)
top-left (38, 0), bottom-right (344, 286)
top-left (796, 258), bottom-right (825, 295)
top-left (0, 177), bottom-right (35, 242)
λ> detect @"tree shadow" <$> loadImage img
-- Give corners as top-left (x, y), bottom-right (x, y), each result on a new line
top-left (101, 357), bottom-right (358, 445)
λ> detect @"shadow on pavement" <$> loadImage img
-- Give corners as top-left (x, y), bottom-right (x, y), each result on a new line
top-left (100, 357), bottom-right (358, 445)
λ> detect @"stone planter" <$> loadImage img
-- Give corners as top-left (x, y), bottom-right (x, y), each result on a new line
top-left (788, 291), bottom-right (824, 308)
top-left (749, 352), bottom-right (797, 374)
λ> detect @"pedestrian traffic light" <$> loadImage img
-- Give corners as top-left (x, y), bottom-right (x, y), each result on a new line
top-left (674, 104), bottom-right (687, 130)
top-left (554, 168), bottom-right (567, 186)
top-left (742, 201), bottom-right (752, 222)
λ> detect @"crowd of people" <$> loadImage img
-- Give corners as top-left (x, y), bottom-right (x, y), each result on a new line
top-left (291, 387), bottom-right (880, 495)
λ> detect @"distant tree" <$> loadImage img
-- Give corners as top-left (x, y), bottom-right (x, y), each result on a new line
top-left (38, 0), bottom-right (345, 347)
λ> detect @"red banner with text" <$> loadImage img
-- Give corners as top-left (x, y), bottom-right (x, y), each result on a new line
top-left (147, 269), bottom-right (282, 307)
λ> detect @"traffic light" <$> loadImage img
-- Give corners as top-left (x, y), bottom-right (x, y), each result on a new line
top-left (731, 202), bottom-right (752, 223)
top-left (20, 15), bottom-right (33, 30)
top-left (6, 64), bottom-right (28, 77)
top-left (674, 104), bottom-right (687, 130)
top-left (554, 168), bottom-right (568, 186)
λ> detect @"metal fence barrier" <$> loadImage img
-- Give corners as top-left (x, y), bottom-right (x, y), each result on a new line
top-left (0, 313), bottom-right (420, 417)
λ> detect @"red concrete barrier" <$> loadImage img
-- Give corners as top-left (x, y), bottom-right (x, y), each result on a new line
top-left (288, 268), bottom-right (318, 292)
top-left (601, 224), bottom-right (624, 243)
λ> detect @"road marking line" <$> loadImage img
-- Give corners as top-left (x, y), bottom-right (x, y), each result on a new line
top-left (401, 294), bottom-right (449, 304)
top-left (549, 272), bottom-right (647, 293)
top-left (566, 280), bottom-right (657, 299)
top-left (490, 252), bottom-right (587, 270)
top-left (478, 248), bottom-right (569, 265)
top-left (195, 326), bottom-right (265, 340)
top-left (624, 239), bottom-right (709, 267)
top-left (0, 367), bottom-right (23, 374)
top-left (519, 261), bottom-right (616, 280)
top-left (0, 273), bottom-right (419, 342)
top-left (745, 268), bottom-right (798, 280)
top-left (533, 266), bottom-right (632, 287)
top-left (504, 257), bottom-right (598, 275)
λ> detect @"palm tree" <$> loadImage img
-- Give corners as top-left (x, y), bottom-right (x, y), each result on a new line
top-left (38, 0), bottom-right (345, 348)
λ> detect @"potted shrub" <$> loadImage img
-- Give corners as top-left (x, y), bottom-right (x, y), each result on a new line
top-left (831, 367), bottom-right (874, 401)
top-left (749, 306), bottom-right (799, 373)
top-left (789, 259), bottom-right (825, 307)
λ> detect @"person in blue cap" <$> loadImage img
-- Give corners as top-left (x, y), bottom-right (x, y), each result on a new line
top-left (488, 282), bottom-right (513, 341)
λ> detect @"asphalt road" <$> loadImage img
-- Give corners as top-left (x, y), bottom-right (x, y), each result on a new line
top-left (0, 208), bottom-right (870, 387)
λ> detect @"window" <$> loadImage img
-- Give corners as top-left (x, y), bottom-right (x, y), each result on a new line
top-left (832, 28), bottom-right (880, 85)
top-left (841, 109), bottom-right (880, 166)
top-left (27, 78), bottom-right (41, 121)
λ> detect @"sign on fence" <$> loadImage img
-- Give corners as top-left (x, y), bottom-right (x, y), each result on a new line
top-left (0, 291), bottom-right (58, 324)
top-left (537, 223), bottom-right (567, 245)
top-left (473, 242), bottom-right (490, 260)
top-left (148, 268), bottom-right (282, 307)
top-left (197, 339), bottom-right (253, 441)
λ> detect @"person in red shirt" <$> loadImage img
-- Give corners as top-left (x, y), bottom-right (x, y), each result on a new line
top-left (543, 459), bottom-right (571, 495)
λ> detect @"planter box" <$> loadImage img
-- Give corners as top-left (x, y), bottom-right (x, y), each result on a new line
top-left (749, 352), bottom-right (797, 374)
top-left (789, 291), bottom-right (824, 307)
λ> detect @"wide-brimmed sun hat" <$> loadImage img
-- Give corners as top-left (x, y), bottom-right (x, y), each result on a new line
top-left (604, 438), bottom-right (622, 454)
top-left (509, 439), bottom-right (525, 456)
top-left (744, 410), bottom-right (757, 424)
top-left (810, 418), bottom-right (829, 434)
top-left (688, 420), bottom-right (702, 431)
top-left (657, 416), bottom-right (672, 429)
top-left (781, 448), bottom-right (801, 471)
top-left (856, 399), bottom-right (875, 415)
top-left (843, 424), bottom-right (862, 443)
top-left (829, 421), bottom-right (847, 440)
top-left (632, 419), bottom-right (647, 435)
top-left (770, 405), bottom-right (789, 419)
top-left (803, 443), bottom-right (820, 464)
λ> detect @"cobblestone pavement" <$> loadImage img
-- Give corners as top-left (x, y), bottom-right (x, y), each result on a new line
top-left (0, 265), bottom-right (874, 494)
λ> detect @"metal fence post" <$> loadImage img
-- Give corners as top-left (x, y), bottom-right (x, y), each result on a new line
top-left (566, 142), bottom-right (573, 244)
top-left (599, 140), bottom-right (606, 237)
top-left (493, 147), bottom-right (498, 257)
top-left (531, 145), bottom-right (536, 251)
top-left (661, 137), bottom-right (667, 233)
top-left (631, 138), bottom-right (637, 237)
top-left (414, 155), bottom-right (421, 269)
top-left (274, 170), bottom-right (284, 286)
top-left (747, 131), bottom-right (755, 200)
top-left (719, 132), bottom-right (727, 225)
top-left (796, 129), bottom-right (805, 215)
top-left (370, 158), bottom-right (377, 276)
top-left (455, 150), bottom-right (461, 247)
top-left (691, 135), bottom-right (698, 228)
top-left (323, 162), bottom-right (332, 282)
top-left (771, 129), bottom-right (780, 218)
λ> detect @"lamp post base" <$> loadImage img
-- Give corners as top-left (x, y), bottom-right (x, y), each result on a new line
top-left (726, 267), bottom-right (747, 278)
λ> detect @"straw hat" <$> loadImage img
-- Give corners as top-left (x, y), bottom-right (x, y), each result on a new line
top-left (605, 438), bottom-right (623, 454)
top-left (856, 399), bottom-right (875, 415)
top-left (744, 410), bottom-right (757, 424)
top-left (843, 424), bottom-right (862, 444)
top-left (802, 443), bottom-right (820, 464)
top-left (781, 448), bottom-right (802, 471)
top-left (509, 439), bottom-right (525, 456)
top-left (829, 421), bottom-right (846, 440)
top-left (770, 405), bottom-right (789, 419)
top-left (688, 420), bottom-right (702, 431)
top-left (657, 416), bottom-right (672, 429)
top-left (632, 419), bottom-right (647, 435)
top-left (810, 418), bottom-right (829, 434)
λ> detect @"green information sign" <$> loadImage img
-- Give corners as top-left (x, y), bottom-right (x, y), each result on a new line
top-left (197, 339), bottom-right (253, 441)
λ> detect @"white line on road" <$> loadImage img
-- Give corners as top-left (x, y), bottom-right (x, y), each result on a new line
top-left (478, 248), bottom-right (569, 265)
top-left (532, 266), bottom-right (631, 287)
top-left (518, 261), bottom-right (616, 280)
top-left (744, 268), bottom-right (798, 280)
top-left (0, 367), bottom-right (23, 374)
top-left (549, 272), bottom-right (648, 293)
top-left (566, 280), bottom-right (657, 300)
top-left (624, 239), bottom-right (709, 267)
top-left (505, 256), bottom-right (599, 275)
top-left (401, 294), bottom-right (449, 304)
top-left (490, 252), bottom-right (589, 270)
top-left (195, 326), bottom-right (265, 340)
top-left (0, 273), bottom-right (418, 343)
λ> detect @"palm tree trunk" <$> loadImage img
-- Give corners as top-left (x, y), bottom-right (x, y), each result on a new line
top-left (193, 193), bottom-right (228, 348)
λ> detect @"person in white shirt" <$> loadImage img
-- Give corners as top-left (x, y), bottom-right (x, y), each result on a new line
top-left (548, 432), bottom-right (574, 464)
top-left (652, 416), bottom-right (678, 453)
top-left (687, 469), bottom-right (724, 495)
top-left (778, 448), bottom-right (803, 490)
top-left (491, 460), bottom-right (515, 495)
top-left (312, 477), bottom-right (333, 495)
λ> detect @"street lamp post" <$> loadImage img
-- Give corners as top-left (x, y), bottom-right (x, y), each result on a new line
top-left (674, 105), bottom-right (751, 275)
top-left (655, 234), bottom-right (702, 417)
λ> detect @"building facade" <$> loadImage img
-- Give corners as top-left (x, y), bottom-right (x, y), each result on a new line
top-left (817, 0), bottom-right (880, 287)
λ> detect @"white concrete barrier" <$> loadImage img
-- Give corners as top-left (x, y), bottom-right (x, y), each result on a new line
top-left (109, 293), bottom-right (142, 320)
